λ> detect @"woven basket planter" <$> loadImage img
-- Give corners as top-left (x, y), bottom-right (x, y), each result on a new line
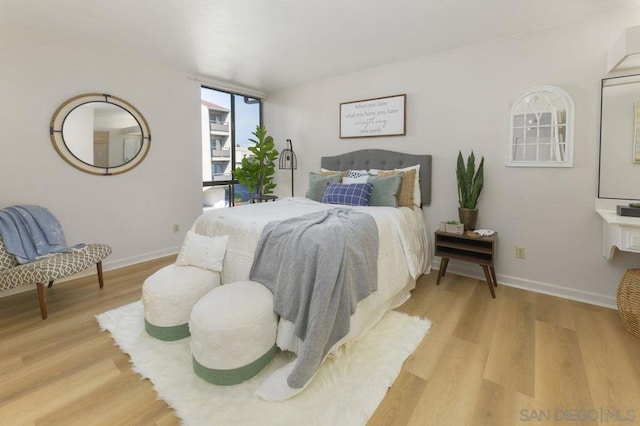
top-left (617, 268), bottom-right (640, 338)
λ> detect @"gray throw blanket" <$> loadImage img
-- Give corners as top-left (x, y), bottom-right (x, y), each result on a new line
top-left (0, 205), bottom-right (84, 264)
top-left (250, 208), bottom-right (378, 389)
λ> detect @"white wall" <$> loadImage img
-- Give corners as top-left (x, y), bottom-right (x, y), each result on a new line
top-left (265, 9), bottom-right (640, 307)
top-left (4, 9), bottom-right (640, 307)
top-left (0, 25), bottom-right (204, 272)
top-left (201, 105), bottom-right (211, 182)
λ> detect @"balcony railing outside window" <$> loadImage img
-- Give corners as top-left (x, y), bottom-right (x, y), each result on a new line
top-left (210, 122), bottom-right (230, 132)
top-left (211, 148), bottom-right (231, 157)
top-left (213, 173), bottom-right (232, 181)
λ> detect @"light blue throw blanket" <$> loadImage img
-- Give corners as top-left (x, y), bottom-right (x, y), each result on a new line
top-left (250, 208), bottom-right (378, 389)
top-left (0, 205), bottom-right (84, 264)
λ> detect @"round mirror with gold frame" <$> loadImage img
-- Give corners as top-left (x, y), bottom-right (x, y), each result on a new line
top-left (50, 93), bottom-right (151, 175)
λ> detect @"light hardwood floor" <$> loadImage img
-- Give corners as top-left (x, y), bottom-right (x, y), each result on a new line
top-left (1, 257), bottom-right (639, 425)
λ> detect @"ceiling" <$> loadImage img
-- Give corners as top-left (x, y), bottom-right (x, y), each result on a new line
top-left (2, 0), bottom-right (640, 94)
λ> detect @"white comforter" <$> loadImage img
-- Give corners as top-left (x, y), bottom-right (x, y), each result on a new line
top-left (196, 197), bottom-right (427, 280)
top-left (193, 197), bottom-right (430, 398)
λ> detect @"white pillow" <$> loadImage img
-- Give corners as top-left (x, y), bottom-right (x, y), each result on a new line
top-left (176, 231), bottom-right (229, 272)
top-left (347, 169), bottom-right (368, 178)
top-left (395, 164), bottom-right (421, 207)
top-left (342, 175), bottom-right (369, 184)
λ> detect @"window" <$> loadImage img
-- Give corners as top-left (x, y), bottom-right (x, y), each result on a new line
top-left (209, 111), bottom-right (225, 124)
top-left (212, 163), bottom-right (227, 177)
top-left (507, 86), bottom-right (574, 167)
top-left (211, 137), bottom-right (225, 153)
top-left (201, 87), bottom-right (262, 208)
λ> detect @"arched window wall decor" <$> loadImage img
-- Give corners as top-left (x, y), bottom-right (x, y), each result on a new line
top-left (507, 86), bottom-right (574, 167)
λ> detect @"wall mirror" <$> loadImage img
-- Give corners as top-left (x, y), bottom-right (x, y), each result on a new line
top-left (599, 74), bottom-right (640, 200)
top-left (507, 86), bottom-right (574, 167)
top-left (50, 93), bottom-right (151, 175)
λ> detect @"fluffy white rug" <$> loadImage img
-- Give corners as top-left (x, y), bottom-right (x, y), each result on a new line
top-left (96, 301), bottom-right (430, 426)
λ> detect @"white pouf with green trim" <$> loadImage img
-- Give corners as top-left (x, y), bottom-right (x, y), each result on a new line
top-left (142, 264), bottom-right (220, 341)
top-left (190, 280), bottom-right (278, 386)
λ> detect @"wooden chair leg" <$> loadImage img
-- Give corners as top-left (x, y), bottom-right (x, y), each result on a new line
top-left (36, 283), bottom-right (48, 319)
top-left (481, 265), bottom-right (496, 299)
top-left (47, 280), bottom-right (54, 288)
top-left (436, 257), bottom-right (449, 285)
top-left (489, 266), bottom-right (498, 287)
top-left (96, 261), bottom-right (104, 289)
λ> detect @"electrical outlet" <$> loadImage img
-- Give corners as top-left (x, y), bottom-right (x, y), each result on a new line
top-left (515, 246), bottom-right (526, 259)
top-left (173, 224), bottom-right (180, 233)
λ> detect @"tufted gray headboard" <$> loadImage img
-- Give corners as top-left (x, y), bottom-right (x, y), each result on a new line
top-left (321, 149), bottom-right (432, 206)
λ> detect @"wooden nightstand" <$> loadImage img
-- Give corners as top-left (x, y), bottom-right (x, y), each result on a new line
top-left (434, 230), bottom-right (498, 298)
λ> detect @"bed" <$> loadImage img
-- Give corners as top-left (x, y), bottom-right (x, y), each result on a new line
top-left (191, 149), bottom-right (432, 399)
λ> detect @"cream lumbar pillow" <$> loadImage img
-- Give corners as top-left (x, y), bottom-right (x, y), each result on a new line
top-left (320, 169), bottom-right (349, 179)
top-left (176, 231), bottom-right (229, 272)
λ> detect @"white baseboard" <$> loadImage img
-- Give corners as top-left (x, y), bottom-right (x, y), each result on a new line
top-left (431, 258), bottom-right (617, 310)
top-left (2, 249), bottom-right (617, 310)
top-left (102, 247), bottom-right (180, 271)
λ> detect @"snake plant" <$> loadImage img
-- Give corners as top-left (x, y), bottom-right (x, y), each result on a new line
top-left (456, 151), bottom-right (484, 209)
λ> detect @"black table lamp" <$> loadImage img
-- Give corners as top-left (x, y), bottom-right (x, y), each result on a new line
top-left (278, 139), bottom-right (297, 197)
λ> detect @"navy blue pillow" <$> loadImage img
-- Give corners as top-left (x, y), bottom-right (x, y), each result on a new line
top-left (321, 183), bottom-right (373, 206)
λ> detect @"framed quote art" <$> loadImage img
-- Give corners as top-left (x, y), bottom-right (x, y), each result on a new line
top-left (339, 94), bottom-right (406, 139)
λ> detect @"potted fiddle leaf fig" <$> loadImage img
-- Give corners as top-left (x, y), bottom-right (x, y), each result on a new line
top-left (235, 126), bottom-right (279, 197)
top-left (456, 150), bottom-right (484, 231)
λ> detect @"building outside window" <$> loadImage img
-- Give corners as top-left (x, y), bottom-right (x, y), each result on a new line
top-left (201, 87), bottom-right (262, 209)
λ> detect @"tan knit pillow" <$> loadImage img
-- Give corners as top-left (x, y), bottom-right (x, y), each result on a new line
top-left (320, 169), bottom-right (348, 177)
top-left (378, 169), bottom-right (415, 208)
